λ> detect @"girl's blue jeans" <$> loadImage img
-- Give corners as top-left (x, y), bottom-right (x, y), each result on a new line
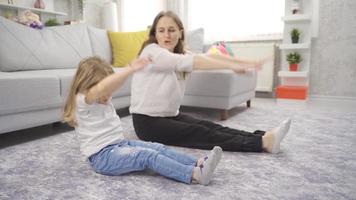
top-left (88, 139), bottom-right (197, 184)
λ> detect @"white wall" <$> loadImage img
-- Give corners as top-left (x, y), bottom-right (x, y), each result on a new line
top-left (310, 0), bottom-right (356, 98)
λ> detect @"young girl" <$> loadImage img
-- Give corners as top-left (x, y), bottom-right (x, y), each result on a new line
top-left (63, 56), bottom-right (222, 185)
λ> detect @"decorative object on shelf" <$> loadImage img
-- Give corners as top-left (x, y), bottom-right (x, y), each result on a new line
top-left (64, 20), bottom-right (81, 25)
top-left (7, 0), bottom-right (14, 4)
top-left (291, 0), bottom-right (300, 14)
top-left (14, 10), bottom-right (43, 29)
top-left (286, 52), bottom-right (302, 71)
top-left (78, 0), bottom-right (85, 15)
top-left (34, 0), bottom-right (45, 9)
top-left (45, 18), bottom-right (60, 27)
top-left (290, 28), bottom-right (300, 43)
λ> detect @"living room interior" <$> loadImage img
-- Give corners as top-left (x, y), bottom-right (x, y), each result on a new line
top-left (0, 0), bottom-right (355, 199)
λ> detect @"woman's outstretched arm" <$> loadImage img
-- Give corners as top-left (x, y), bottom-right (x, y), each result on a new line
top-left (193, 53), bottom-right (270, 73)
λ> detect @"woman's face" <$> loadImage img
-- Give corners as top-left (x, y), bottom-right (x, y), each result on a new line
top-left (155, 16), bottom-right (182, 52)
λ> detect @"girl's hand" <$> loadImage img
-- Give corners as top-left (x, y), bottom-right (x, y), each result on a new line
top-left (129, 57), bottom-right (150, 72)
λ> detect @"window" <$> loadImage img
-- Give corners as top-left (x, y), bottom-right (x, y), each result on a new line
top-left (187, 0), bottom-right (285, 42)
top-left (121, 0), bottom-right (166, 31)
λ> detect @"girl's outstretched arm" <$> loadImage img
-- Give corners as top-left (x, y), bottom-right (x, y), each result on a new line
top-left (85, 58), bottom-right (150, 104)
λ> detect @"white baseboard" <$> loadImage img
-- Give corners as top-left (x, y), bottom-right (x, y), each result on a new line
top-left (309, 95), bottom-right (356, 102)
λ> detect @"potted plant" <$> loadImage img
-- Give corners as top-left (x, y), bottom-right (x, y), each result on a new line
top-left (45, 18), bottom-right (60, 26)
top-left (290, 28), bottom-right (300, 43)
top-left (286, 52), bottom-right (302, 71)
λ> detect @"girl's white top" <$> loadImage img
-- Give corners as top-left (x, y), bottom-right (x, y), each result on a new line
top-left (129, 43), bottom-right (194, 117)
top-left (74, 94), bottom-right (124, 157)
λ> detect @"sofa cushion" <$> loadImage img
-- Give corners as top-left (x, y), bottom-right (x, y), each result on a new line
top-left (108, 30), bottom-right (148, 67)
top-left (87, 26), bottom-right (112, 64)
top-left (0, 17), bottom-right (93, 72)
top-left (185, 70), bottom-right (257, 97)
top-left (112, 68), bottom-right (132, 98)
top-left (9, 68), bottom-right (131, 100)
top-left (0, 72), bottom-right (62, 115)
top-left (186, 28), bottom-right (204, 53)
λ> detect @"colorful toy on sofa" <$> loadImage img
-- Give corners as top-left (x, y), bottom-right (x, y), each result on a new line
top-left (207, 42), bottom-right (235, 57)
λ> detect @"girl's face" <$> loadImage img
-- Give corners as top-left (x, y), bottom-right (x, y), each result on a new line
top-left (155, 16), bottom-right (182, 52)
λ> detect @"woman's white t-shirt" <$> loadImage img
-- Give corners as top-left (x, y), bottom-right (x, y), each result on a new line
top-left (129, 43), bottom-right (194, 117)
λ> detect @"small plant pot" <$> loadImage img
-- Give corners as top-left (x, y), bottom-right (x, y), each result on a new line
top-left (289, 64), bottom-right (298, 71)
top-left (292, 37), bottom-right (299, 43)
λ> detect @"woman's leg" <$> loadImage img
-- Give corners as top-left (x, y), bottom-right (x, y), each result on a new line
top-left (176, 113), bottom-right (265, 137)
top-left (132, 113), bottom-right (263, 152)
top-left (89, 142), bottom-right (194, 184)
top-left (126, 140), bottom-right (197, 166)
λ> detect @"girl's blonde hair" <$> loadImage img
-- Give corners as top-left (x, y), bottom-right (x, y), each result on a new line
top-left (63, 56), bottom-right (114, 127)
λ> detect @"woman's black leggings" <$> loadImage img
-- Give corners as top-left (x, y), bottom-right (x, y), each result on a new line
top-left (132, 113), bottom-right (265, 152)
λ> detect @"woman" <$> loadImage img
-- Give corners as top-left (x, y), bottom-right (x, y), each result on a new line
top-left (129, 11), bottom-right (291, 153)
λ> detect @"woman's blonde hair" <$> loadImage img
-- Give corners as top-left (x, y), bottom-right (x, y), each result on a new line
top-left (63, 56), bottom-right (114, 127)
top-left (139, 11), bottom-right (186, 55)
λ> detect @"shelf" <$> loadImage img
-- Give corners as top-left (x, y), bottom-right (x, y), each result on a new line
top-left (278, 71), bottom-right (308, 77)
top-left (276, 86), bottom-right (308, 100)
top-left (282, 14), bottom-right (311, 22)
top-left (279, 43), bottom-right (310, 50)
top-left (0, 3), bottom-right (67, 16)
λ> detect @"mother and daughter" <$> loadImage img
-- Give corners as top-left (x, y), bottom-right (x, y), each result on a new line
top-left (63, 11), bottom-right (291, 185)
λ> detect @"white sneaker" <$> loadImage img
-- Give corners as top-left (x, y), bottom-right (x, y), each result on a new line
top-left (271, 118), bottom-right (291, 153)
top-left (196, 146), bottom-right (222, 185)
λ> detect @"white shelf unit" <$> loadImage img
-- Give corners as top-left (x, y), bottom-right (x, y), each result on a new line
top-left (279, 43), bottom-right (310, 50)
top-left (282, 14), bottom-right (311, 22)
top-left (278, 71), bottom-right (308, 77)
top-left (0, 3), bottom-right (67, 16)
top-left (0, 2), bottom-right (68, 24)
top-left (277, 0), bottom-right (318, 100)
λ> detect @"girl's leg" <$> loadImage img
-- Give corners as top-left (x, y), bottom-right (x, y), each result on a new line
top-left (126, 140), bottom-right (197, 166)
top-left (133, 113), bottom-right (262, 152)
top-left (89, 142), bottom-right (194, 184)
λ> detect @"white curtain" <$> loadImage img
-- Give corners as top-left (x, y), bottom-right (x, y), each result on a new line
top-left (166, 0), bottom-right (188, 28)
top-left (187, 0), bottom-right (285, 42)
top-left (120, 0), bottom-right (167, 31)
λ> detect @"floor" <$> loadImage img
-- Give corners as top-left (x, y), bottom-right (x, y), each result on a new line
top-left (1, 97), bottom-right (355, 200)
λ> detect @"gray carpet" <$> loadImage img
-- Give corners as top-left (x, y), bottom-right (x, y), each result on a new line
top-left (1, 99), bottom-right (355, 200)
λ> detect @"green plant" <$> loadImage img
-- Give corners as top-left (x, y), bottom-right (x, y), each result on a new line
top-left (286, 52), bottom-right (302, 64)
top-left (290, 28), bottom-right (300, 43)
top-left (45, 18), bottom-right (60, 26)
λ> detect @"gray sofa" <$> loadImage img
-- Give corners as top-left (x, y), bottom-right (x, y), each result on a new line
top-left (0, 16), bottom-right (256, 134)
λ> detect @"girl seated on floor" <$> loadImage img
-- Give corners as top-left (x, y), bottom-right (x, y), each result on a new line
top-left (63, 56), bottom-right (222, 185)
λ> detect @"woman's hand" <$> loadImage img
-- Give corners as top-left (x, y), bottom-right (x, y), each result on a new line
top-left (232, 56), bottom-right (271, 74)
top-left (128, 57), bottom-right (151, 72)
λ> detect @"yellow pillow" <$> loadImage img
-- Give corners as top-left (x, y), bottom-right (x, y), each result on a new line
top-left (108, 30), bottom-right (148, 67)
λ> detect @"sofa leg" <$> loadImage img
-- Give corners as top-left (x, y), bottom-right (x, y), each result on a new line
top-left (220, 110), bottom-right (228, 120)
top-left (247, 100), bottom-right (251, 107)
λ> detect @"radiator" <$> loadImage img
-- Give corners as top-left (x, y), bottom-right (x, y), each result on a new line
top-left (229, 42), bottom-right (275, 92)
